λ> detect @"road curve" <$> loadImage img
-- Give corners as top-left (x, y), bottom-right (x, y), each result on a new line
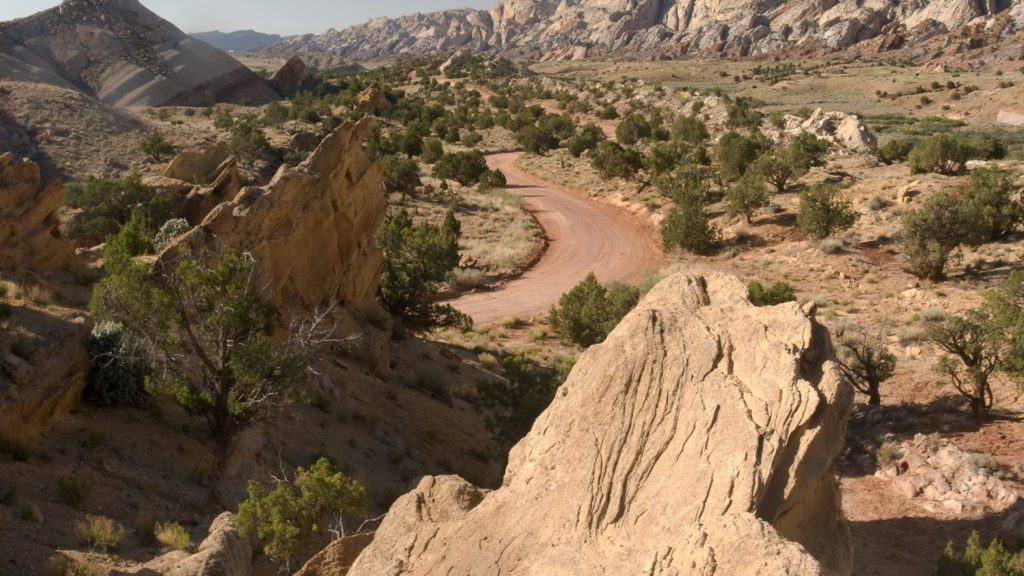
top-left (444, 152), bottom-right (664, 325)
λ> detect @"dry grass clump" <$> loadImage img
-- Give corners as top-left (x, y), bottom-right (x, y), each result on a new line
top-left (74, 515), bottom-right (125, 551)
top-left (155, 521), bottom-right (192, 551)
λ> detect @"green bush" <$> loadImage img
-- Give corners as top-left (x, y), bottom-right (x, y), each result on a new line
top-left (747, 280), bottom-right (796, 306)
top-left (421, 138), bottom-right (444, 163)
top-left (901, 191), bottom-right (972, 280)
top-left (590, 141), bottom-right (643, 180)
top-left (671, 115), bottom-right (709, 145)
top-left (908, 134), bottom-right (971, 175)
top-left (567, 123), bottom-right (606, 157)
top-left (229, 116), bottom-right (271, 160)
top-left (615, 113), bottom-right (652, 146)
top-left (644, 142), bottom-right (685, 177)
top-left (878, 138), bottom-right (917, 164)
top-left (937, 531), bottom-right (1023, 576)
top-left (726, 170), bottom-right (769, 222)
top-left (140, 131), bottom-right (175, 160)
top-left (717, 131), bottom-right (762, 181)
top-left (213, 108), bottom-right (234, 130)
top-left (379, 154), bottom-right (422, 195)
top-left (377, 209), bottom-right (466, 328)
top-left (958, 167), bottom-right (1023, 242)
top-left (433, 150), bottom-right (488, 185)
top-left (477, 168), bottom-right (507, 192)
top-left (834, 326), bottom-right (896, 405)
top-left (549, 273), bottom-right (640, 347)
top-left (261, 101), bottom-right (288, 126)
top-left (85, 321), bottom-right (150, 408)
top-left (982, 270), bottom-right (1024, 388)
top-left (102, 206), bottom-right (154, 259)
top-left (661, 201), bottom-right (720, 255)
top-left (237, 458), bottom-right (368, 565)
top-left (516, 124), bottom-right (559, 155)
top-left (64, 174), bottom-right (168, 245)
top-left (797, 184), bottom-right (857, 240)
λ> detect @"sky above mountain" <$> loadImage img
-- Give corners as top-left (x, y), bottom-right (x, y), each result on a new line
top-left (0, 0), bottom-right (495, 35)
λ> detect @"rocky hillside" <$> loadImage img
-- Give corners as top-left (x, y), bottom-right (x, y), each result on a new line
top-left (265, 0), bottom-right (1024, 61)
top-left (0, 0), bottom-right (279, 107)
top-left (305, 273), bottom-right (854, 575)
top-left (192, 29), bottom-right (284, 53)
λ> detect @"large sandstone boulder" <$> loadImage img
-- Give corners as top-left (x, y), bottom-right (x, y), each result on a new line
top-left (0, 152), bottom-right (78, 272)
top-left (163, 144), bottom-right (231, 184)
top-left (155, 513), bottom-right (253, 576)
top-left (347, 273), bottom-right (855, 576)
top-left (797, 109), bottom-right (878, 153)
top-left (159, 117), bottom-right (388, 322)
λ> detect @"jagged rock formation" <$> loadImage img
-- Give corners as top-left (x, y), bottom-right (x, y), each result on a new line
top-left (343, 273), bottom-right (855, 576)
top-left (263, 0), bottom-right (1024, 61)
top-left (786, 109), bottom-right (879, 154)
top-left (356, 84), bottom-right (390, 115)
top-left (192, 29), bottom-right (285, 53)
top-left (159, 117), bottom-right (388, 333)
top-left (0, 152), bottom-right (78, 272)
top-left (145, 144), bottom-right (242, 225)
top-left (0, 0), bottom-right (278, 107)
top-left (269, 55), bottom-right (311, 97)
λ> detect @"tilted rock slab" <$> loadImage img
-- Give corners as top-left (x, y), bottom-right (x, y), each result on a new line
top-left (347, 273), bottom-right (854, 576)
top-left (160, 118), bottom-right (386, 316)
top-left (0, 152), bottom-right (78, 272)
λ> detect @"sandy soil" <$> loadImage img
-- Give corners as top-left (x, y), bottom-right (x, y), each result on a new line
top-left (445, 152), bottom-right (664, 324)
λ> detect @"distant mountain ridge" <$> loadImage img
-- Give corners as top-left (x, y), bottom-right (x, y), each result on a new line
top-left (193, 29), bottom-right (284, 53)
top-left (263, 0), bottom-right (1024, 62)
top-left (0, 0), bottom-right (279, 107)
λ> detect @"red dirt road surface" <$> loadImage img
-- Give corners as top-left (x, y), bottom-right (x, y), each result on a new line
top-left (445, 152), bottom-right (664, 325)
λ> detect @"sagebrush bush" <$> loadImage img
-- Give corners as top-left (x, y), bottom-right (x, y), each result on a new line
top-left (75, 515), bottom-right (125, 551)
top-left (152, 218), bottom-right (191, 252)
top-left (549, 273), bottom-right (640, 347)
top-left (878, 138), bottom-right (916, 164)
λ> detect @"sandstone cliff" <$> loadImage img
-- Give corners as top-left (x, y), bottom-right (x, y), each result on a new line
top-left (0, 0), bottom-right (279, 107)
top-left (320, 273), bottom-right (854, 576)
top-left (266, 0), bottom-right (1024, 61)
top-left (0, 152), bottom-right (79, 272)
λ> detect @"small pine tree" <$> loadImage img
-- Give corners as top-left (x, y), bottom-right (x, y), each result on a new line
top-left (549, 273), bottom-right (639, 347)
top-left (726, 170), bottom-right (769, 223)
top-left (661, 202), bottom-right (720, 255)
top-left (797, 184), bottom-right (857, 240)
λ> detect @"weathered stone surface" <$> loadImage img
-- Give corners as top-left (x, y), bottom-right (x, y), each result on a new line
top-left (346, 273), bottom-right (855, 576)
top-left (0, 0), bottom-right (278, 107)
top-left (163, 513), bottom-right (253, 576)
top-left (0, 152), bottom-right (78, 272)
top-left (356, 85), bottom-right (390, 115)
top-left (793, 109), bottom-right (878, 153)
top-left (295, 533), bottom-right (375, 576)
top-left (163, 144), bottom-right (231, 184)
top-left (160, 117), bottom-right (387, 320)
top-left (270, 55), bottom-right (311, 97)
top-left (265, 0), bottom-right (1014, 61)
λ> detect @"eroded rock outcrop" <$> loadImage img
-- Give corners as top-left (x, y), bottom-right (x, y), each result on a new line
top-left (346, 273), bottom-right (855, 576)
top-left (159, 119), bottom-right (389, 373)
top-left (143, 513), bottom-right (253, 576)
top-left (270, 55), bottom-right (311, 97)
top-left (0, 152), bottom-right (78, 272)
top-left (149, 145), bottom-right (242, 225)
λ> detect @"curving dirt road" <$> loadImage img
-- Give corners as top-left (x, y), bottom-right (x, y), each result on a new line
top-left (444, 152), bottom-right (663, 325)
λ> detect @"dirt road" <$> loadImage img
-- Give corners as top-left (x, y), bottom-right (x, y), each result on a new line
top-left (444, 152), bottom-right (663, 325)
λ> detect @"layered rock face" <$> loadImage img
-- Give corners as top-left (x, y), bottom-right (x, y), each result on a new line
top-left (343, 273), bottom-right (854, 576)
top-left (265, 0), bottom-right (1019, 61)
top-left (0, 0), bottom-right (278, 107)
top-left (0, 152), bottom-right (78, 272)
top-left (159, 118), bottom-right (386, 319)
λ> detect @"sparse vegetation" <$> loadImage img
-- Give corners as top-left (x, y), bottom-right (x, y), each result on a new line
top-left (797, 184), bottom-right (857, 240)
top-left (549, 273), bottom-right (639, 347)
top-left (747, 280), bottom-right (796, 306)
top-left (75, 515), bottom-right (125, 551)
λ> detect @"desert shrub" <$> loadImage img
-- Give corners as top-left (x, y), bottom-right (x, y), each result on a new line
top-left (395, 129), bottom-right (425, 157)
top-left (982, 271), bottom-right (1024, 388)
top-left (475, 353), bottom-right (570, 448)
top-left (726, 97), bottom-right (764, 130)
top-left (930, 312), bottom-right (999, 419)
top-left (75, 515), bottom-right (125, 551)
top-left (85, 321), bottom-right (150, 408)
top-left (237, 458), bottom-right (368, 566)
top-left (615, 113), bottom-right (652, 145)
top-left (901, 191), bottom-right (972, 280)
top-left (755, 132), bottom-right (829, 192)
top-left (155, 521), bottom-right (192, 552)
top-left (379, 154), bottom-right (422, 195)
top-left (797, 184), bottom-right (857, 240)
top-left (213, 108), bottom-right (234, 130)
top-left (64, 174), bottom-right (168, 245)
top-left (140, 131), bottom-right (175, 160)
top-left (834, 326), bottom-right (896, 405)
top-left (477, 168), bottom-right (507, 192)
top-left (90, 250), bottom-right (312, 443)
top-left (938, 531), bottom-right (1024, 576)
top-left (433, 150), bottom-right (488, 185)
top-left (103, 206), bottom-right (154, 259)
top-left (567, 123), bottom-right (606, 157)
top-left (725, 170), bottom-right (768, 222)
top-left (671, 115), bottom-right (709, 145)
top-left (661, 202), bottom-right (720, 255)
top-left (57, 475), bottom-right (91, 506)
top-left (377, 209), bottom-right (466, 328)
top-left (717, 131), bottom-right (761, 181)
top-left (590, 141), bottom-right (643, 180)
top-left (261, 101), bottom-right (288, 126)
top-left (747, 280), bottom-right (796, 306)
top-left (516, 124), bottom-right (559, 155)
top-left (878, 138), bottom-right (917, 164)
top-left (656, 167), bottom-right (710, 204)
top-left (153, 218), bottom-right (191, 252)
top-left (958, 167), bottom-right (1023, 242)
top-left (908, 134), bottom-right (971, 175)
top-left (229, 116), bottom-right (271, 160)
top-left (549, 273), bottom-right (640, 347)
top-left (461, 131), bottom-right (483, 147)
top-left (421, 137), bottom-right (444, 163)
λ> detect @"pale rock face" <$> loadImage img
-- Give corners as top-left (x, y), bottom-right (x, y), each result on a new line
top-left (157, 513), bottom-right (253, 576)
top-left (0, 0), bottom-right (278, 107)
top-left (0, 152), bottom-right (79, 272)
top-left (344, 273), bottom-right (855, 576)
